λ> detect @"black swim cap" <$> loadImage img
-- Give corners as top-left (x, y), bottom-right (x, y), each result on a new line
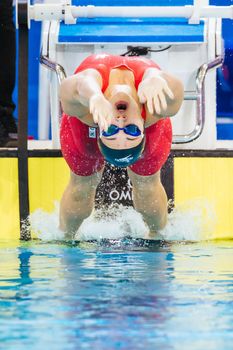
top-left (98, 137), bottom-right (145, 167)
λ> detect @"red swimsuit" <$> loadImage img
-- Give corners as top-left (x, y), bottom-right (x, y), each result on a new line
top-left (60, 54), bottom-right (172, 176)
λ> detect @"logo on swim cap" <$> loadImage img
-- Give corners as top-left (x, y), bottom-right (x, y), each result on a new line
top-left (114, 155), bottom-right (134, 164)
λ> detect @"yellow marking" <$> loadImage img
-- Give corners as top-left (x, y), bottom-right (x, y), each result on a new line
top-left (28, 157), bottom-right (70, 213)
top-left (0, 243), bottom-right (20, 283)
top-left (0, 158), bottom-right (20, 239)
top-left (169, 241), bottom-right (233, 287)
top-left (28, 157), bottom-right (70, 239)
top-left (174, 157), bottom-right (233, 240)
top-left (2, 155), bottom-right (233, 241)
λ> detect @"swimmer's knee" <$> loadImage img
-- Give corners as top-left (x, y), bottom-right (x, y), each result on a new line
top-left (70, 170), bottom-right (103, 188)
top-left (128, 169), bottom-right (160, 186)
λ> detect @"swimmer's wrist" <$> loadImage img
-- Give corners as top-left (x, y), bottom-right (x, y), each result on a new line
top-left (90, 91), bottom-right (103, 99)
top-left (142, 67), bottom-right (162, 81)
top-left (89, 92), bottom-right (105, 105)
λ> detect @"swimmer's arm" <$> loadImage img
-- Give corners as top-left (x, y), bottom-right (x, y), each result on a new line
top-left (60, 68), bottom-right (113, 131)
top-left (138, 67), bottom-right (184, 122)
top-left (59, 68), bottom-right (103, 120)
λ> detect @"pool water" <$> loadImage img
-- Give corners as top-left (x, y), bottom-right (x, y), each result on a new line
top-left (0, 239), bottom-right (233, 350)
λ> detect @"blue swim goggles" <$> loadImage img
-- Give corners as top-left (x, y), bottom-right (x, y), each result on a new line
top-left (101, 124), bottom-right (142, 137)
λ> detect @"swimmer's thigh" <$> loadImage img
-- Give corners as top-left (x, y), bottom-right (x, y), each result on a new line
top-left (60, 169), bottom-right (103, 233)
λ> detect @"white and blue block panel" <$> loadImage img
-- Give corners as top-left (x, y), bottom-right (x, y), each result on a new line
top-left (33, 0), bottom-right (233, 141)
top-left (58, 18), bottom-right (205, 44)
top-left (52, 0), bottom-right (212, 149)
top-left (59, 0), bottom-right (205, 45)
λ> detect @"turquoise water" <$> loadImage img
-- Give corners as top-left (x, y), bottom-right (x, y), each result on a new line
top-left (0, 239), bottom-right (233, 350)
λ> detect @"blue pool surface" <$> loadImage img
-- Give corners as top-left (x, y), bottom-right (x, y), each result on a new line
top-left (1, 239), bottom-right (233, 350)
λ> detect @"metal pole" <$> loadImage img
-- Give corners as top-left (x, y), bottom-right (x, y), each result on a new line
top-left (17, 3), bottom-right (31, 240)
top-left (28, 4), bottom-right (233, 23)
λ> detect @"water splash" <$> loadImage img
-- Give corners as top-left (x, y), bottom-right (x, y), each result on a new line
top-left (76, 205), bottom-right (149, 241)
top-left (29, 199), bottom-right (216, 242)
top-left (160, 198), bottom-right (217, 241)
top-left (30, 202), bottom-right (65, 241)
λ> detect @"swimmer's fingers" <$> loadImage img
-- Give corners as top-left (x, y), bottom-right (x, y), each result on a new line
top-left (89, 93), bottom-right (113, 131)
top-left (158, 91), bottom-right (167, 112)
top-left (94, 109), bottom-right (112, 131)
top-left (92, 109), bottom-right (100, 125)
top-left (89, 95), bottom-right (97, 113)
top-left (163, 82), bottom-right (174, 100)
top-left (92, 109), bottom-right (104, 129)
top-left (100, 121), bottom-right (106, 133)
top-left (153, 86), bottom-right (172, 115)
top-left (147, 95), bottom-right (155, 115)
top-left (89, 93), bottom-right (106, 120)
top-left (137, 88), bottom-right (147, 104)
top-left (101, 117), bottom-right (108, 132)
top-left (102, 104), bottom-right (114, 130)
top-left (98, 115), bottom-right (110, 132)
top-left (97, 110), bottom-right (110, 132)
top-left (98, 117), bottom-right (105, 132)
top-left (90, 102), bottom-right (99, 124)
top-left (155, 76), bottom-right (174, 101)
top-left (104, 119), bottom-right (110, 132)
top-left (153, 94), bottom-right (161, 115)
top-left (138, 93), bottom-right (147, 104)
top-left (104, 113), bottom-right (112, 131)
top-left (103, 117), bottom-right (111, 131)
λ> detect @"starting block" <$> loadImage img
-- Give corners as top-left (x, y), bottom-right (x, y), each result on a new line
top-left (36, 0), bottom-right (226, 149)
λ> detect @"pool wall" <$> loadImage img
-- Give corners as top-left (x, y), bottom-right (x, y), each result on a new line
top-left (2, 149), bottom-right (233, 240)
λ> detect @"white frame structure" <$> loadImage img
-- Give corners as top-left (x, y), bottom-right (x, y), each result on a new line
top-left (16, 0), bottom-right (233, 149)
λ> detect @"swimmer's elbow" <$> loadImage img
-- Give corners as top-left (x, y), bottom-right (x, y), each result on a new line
top-left (59, 76), bottom-right (86, 116)
top-left (60, 101), bottom-right (74, 116)
top-left (60, 76), bottom-right (76, 103)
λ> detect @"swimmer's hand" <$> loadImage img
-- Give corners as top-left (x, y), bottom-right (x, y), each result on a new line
top-left (89, 93), bottom-right (114, 132)
top-left (138, 69), bottom-right (174, 115)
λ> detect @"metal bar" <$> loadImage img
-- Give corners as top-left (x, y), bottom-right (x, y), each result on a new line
top-left (172, 55), bottom-right (223, 144)
top-left (40, 54), bottom-right (67, 84)
top-left (17, 3), bottom-right (31, 240)
top-left (29, 4), bottom-right (233, 22)
top-left (184, 92), bottom-right (200, 101)
top-left (40, 55), bottom-right (67, 147)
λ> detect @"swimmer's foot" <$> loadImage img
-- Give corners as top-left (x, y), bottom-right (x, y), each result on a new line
top-left (144, 230), bottom-right (164, 240)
